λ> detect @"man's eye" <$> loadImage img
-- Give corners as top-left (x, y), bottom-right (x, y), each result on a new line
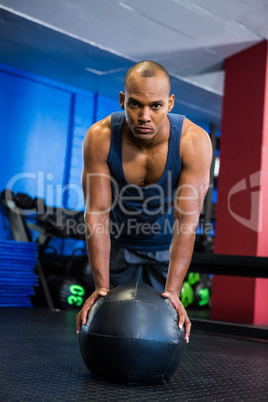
top-left (152, 104), bottom-right (161, 109)
top-left (128, 101), bottom-right (139, 108)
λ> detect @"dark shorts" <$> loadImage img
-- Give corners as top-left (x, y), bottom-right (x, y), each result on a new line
top-left (109, 244), bottom-right (169, 293)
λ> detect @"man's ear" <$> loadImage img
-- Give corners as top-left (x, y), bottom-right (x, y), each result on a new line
top-left (168, 94), bottom-right (175, 113)
top-left (119, 91), bottom-right (125, 110)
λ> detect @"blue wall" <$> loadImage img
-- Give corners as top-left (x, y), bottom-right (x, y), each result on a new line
top-left (0, 69), bottom-right (71, 205)
top-left (0, 63), bottom-right (119, 248)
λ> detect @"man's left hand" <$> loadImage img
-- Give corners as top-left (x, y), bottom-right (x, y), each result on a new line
top-left (162, 290), bottom-right (191, 343)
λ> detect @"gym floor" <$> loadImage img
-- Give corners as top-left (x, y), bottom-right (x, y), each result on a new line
top-left (0, 308), bottom-right (267, 402)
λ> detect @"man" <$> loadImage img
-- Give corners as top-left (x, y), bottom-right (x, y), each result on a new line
top-left (76, 61), bottom-right (212, 343)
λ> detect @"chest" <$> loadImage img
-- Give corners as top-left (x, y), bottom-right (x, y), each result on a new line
top-left (122, 143), bottom-right (169, 187)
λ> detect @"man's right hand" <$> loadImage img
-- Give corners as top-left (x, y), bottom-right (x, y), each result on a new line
top-left (76, 288), bottom-right (108, 334)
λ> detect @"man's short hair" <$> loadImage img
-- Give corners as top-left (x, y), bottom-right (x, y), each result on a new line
top-left (124, 61), bottom-right (171, 95)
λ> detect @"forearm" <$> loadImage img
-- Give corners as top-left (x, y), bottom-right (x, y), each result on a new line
top-left (85, 214), bottom-right (111, 290)
top-left (165, 219), bottom-right (196, 294)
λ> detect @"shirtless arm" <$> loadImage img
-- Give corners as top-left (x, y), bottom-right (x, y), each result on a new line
top-left (162, 121), bottom-right (212, 342)
top-left (76, 118), bottom-right (112, 334)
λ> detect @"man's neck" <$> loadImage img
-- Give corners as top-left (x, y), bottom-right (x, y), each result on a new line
top-left (123, 117), bottom-right (170, 151)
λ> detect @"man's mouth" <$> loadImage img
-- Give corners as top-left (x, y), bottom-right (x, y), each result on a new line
top-left (136, 126), bottom-right (152, 134)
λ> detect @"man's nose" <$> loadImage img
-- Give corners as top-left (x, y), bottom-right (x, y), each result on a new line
top-left (139, 107), bottom-right (151, 122)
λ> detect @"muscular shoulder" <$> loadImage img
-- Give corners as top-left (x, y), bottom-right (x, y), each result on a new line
top-left (180, 118), bottom-right (212, 166)
top-left (83, 115), bottom-right (112, 163)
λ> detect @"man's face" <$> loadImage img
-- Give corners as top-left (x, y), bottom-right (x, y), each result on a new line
top-left (120, 72), bottom-right (174, 142)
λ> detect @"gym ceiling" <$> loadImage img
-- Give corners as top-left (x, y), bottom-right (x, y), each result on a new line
top-left (0, 0), bottom-right (267, 126)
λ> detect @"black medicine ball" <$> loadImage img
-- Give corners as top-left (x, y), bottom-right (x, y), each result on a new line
top-left (78, 282), bottom-right (186, 384)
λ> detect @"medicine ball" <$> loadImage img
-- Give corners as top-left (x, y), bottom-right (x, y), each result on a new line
top-left (66, 256), bottom-right (95, 291)
top-left (47, 275), bottom-right (87, 310)
top-left (78, 282), bottom-right (186, 384)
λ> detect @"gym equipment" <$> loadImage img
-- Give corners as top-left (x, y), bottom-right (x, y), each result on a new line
top-left (0, 190), bottom-right (32, 242)
top-left (39, 253), bottom-right (70, 277)
top-left (180, 281), bottom-right (194, 308)
top-left (33, 197), bottom-right (46, 214)
top-left (0, 189), bottom-right (15, 205)
top-left (181, 273), bottom-right (211, 309)
top-left (192, 275), bottom-right (212, 308)
top-left (40, 253), bottom-right (95, 292)
top-left (33, 246), bottom-right (93, 310)
top-left (193, 284), bottom-right (210, 308)
top-left (35, 208), bottom-right (85, 239)
top-left (0, 240), bottom-right (39, 307)
top-left (194, 234), bottom-right (214, 253)
top-left (66, 255), bottom-right (95, 290)
top-left (14, 192), bottom-right (35, 210)
top-left (187, 272), bottom-right (200, 286)
top-left (78, 282), bottom-right (186, 384)
top-left (47, 275), bottom-right (88, 310)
